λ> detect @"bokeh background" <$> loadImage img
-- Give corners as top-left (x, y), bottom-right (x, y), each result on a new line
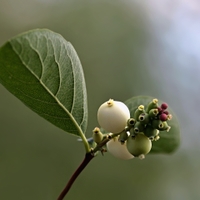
top-left (0, 0), bottom-right (200, 199)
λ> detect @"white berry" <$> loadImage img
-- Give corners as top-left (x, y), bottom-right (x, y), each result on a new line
top-left (107, 136), bottom-right (134, 160)
top-left (97, 99), bottom-right (130, 133)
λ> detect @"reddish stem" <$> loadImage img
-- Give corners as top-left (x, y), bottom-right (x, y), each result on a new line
top-left (57, 153), bottom-right (94, 200)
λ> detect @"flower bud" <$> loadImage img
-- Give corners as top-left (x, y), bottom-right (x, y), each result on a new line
top-left (127, 134), bottom-right (152, 157)
top-left (134, 105), bottom-right (145, 120)
top-left (92, 127), bottom-right (103, 144)
top-left (118, 130), bottom-right (129, 143)
top-left (107, 136), bottom-right (134, 160)
top-left (151, 119), bottom-right (163, 129)
top-left (97, 99), bottom-right (130, 133)
top-left (157, 121), bottom-right (171, 132)
top-left (146, 99), bottom-right (158, 113)
top-left (159, 113), bottom-right (168, 121)
top-left (127, 118), bottom-right (136, 128)
top-left (138, 113), bottom-right (149, 124)
top-left (148, 108), bottom-right (159, 119)
top-left (143, 125), bottom-right (158, 140)
top-left (161, 103), bottom-right (168, 110)
top-left (133, 121), bottom-right (145, 135)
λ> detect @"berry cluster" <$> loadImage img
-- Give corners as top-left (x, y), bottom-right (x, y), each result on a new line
top-left (93, 99), bottom-right (172, 160)
top-left (130, 98), bottom-right (172, 141)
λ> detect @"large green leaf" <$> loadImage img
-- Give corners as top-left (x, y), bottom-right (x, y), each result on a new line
top-left (125, 96), bottom-right (180, 154)
top-left (0, 29), bottom-right (88, 136)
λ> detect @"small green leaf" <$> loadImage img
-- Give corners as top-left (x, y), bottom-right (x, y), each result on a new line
top-left (125, 96), bottom-right (180, 154)
top-left (0, 29), bottom-right (88, 137)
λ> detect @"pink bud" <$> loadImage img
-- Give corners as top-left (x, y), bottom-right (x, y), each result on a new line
top-left (157, 107), bottom-right (162, 112)
top-left (161, 103), bottom-right (168, 110)
top-left (159, 113), bottom-right (168, 121)
top-left (163, 110), bottom-right (169, 115)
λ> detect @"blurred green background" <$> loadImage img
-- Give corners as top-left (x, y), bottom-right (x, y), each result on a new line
top-left (0, 0), bottom-right (200, 199)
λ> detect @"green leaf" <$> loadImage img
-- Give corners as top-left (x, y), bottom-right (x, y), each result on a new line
top-left (0, 29), bottom-right (88, 137)
top-left (125, 96), bottom-right (180, 154)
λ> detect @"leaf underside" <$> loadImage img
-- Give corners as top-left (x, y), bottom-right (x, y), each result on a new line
top-left (0, 29), bottom-right (88, 136)
top-left (125, 96), bottom-right (180, 154)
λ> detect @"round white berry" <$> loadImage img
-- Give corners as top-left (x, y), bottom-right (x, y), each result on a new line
top-left (97, 99), bottom-right (130, 133)
top-left (107, 136), bottom-right (134, 160)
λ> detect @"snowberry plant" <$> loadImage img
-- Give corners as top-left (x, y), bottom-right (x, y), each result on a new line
top-left (0, 29), bottom-right (180, 200)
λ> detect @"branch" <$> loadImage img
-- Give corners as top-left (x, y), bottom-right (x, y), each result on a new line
top-left (57, 153), bottom-right (94, 200)
top-left (57, 132), bottom-right (120, 199)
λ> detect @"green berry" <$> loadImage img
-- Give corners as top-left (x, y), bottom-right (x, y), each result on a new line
top-left (127, 134), bottom-right (152, 157)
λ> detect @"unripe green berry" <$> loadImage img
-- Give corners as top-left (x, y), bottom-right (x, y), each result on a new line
top-left (107, 136), bottom-right (134, 160)
top-left (97, 99), bottom-right (130, 133)
top-left (127, 134), bottom-right (152, 157)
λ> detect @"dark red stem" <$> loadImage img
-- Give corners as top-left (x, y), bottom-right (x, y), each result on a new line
top-left (57, 153), bottom-right (94, 200)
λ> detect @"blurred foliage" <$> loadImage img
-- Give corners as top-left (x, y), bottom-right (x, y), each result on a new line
top-left (0, 0), bottom-right (200, 200)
